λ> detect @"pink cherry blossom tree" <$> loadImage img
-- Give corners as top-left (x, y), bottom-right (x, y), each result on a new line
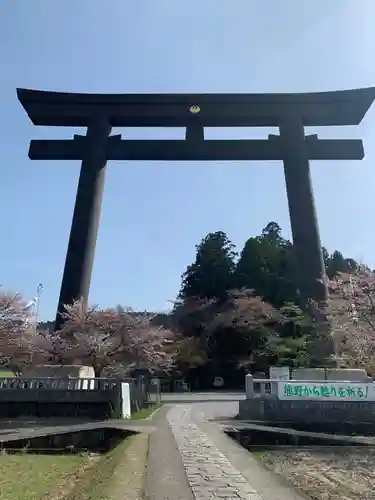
top-left (0, 290), bottom-right (44, 375)
top-left (52, 300), bottom-right (176, 376)
top-left (326, 267), bottom-right (375, 373)
top-left (0, 289), bottom-right (178, 377)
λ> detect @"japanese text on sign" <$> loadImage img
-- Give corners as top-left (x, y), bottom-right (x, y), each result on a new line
top-left (278, 382), bottom-right (375, 401)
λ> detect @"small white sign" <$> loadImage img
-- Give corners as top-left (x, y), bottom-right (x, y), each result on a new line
top-left (270, 366), bottom-right (290, 381)
top-left (270, 366), bottom-right (290, 380)
top-left (278, 381), bottom-right (375, 401)
top-left (121, 382), bottom-right (131, 418)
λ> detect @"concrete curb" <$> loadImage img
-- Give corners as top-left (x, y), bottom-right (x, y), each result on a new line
top-left (145, 404), bottom-right (163, 421)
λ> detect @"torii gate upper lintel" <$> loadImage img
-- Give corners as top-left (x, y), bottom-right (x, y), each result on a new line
top-left (17, 87), bottom-right (375, 329)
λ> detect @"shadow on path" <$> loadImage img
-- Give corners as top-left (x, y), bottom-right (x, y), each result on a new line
top-left (145, 405), bottom-right (194, 500)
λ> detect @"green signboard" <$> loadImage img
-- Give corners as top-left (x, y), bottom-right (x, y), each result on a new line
top-left (278, 382), bottom-right (375, 401)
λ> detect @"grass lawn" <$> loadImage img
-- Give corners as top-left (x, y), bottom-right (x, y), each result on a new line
top-left (130, 404), bottom-right (160, 420)
top-left (0, 435), bottom-right (149, 500)
top-left (0, 453), bottom-right (88, 500)
top-left (67, 434), bottom-right (148, 500)
top-left (0, 392), bottom-right (154, 498)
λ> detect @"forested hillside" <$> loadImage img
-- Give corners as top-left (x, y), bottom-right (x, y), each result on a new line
top-left (152, 221), bottom-right (358, 389)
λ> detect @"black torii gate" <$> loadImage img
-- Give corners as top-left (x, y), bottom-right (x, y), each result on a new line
top-left (17, 87), bottom-right (375, 329)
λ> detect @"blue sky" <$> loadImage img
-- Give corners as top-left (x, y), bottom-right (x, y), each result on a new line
top-left (1, 1), bottom-right (375, 320)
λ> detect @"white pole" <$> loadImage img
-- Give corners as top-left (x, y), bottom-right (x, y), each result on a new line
top-left (35, 284), bottom-right (43, 331)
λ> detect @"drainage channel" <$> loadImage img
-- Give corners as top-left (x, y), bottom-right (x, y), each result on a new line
top-left (225, 422), bottom-right (374, 450)
top-left (224, 424), bottom-right (375, 500)
top-left (0, 427), bottom-right (133, 454)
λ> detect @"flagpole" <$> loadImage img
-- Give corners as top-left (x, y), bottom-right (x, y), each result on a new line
top-left (35, 284), bottom-right (44, 331)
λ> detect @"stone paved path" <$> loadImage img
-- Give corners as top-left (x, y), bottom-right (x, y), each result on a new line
top-left (167, 405), bottom-right (262, 500)
top-left (146, 400), bottom-right (305, 500)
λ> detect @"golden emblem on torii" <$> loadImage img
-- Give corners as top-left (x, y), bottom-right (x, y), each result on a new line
top-left (189, 104), bottom-right (201, 114)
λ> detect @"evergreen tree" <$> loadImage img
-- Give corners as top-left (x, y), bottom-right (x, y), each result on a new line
top-left (234, 222), bottom-right (297, 307)
top-left (322, 246), bottom-right (330, 269)
top-left (179, 231), bottom-right (237, 301)
top-left (326, 250), bottom-right (358, 278)
top-left (261, 221), bottom-right (283, 240)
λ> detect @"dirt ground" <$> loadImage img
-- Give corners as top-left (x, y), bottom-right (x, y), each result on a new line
top-left (260, 446), bottom-right (375, 500)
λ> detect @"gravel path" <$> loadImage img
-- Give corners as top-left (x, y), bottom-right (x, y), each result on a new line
top-left (261, 447), bottom-right (375, 500)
